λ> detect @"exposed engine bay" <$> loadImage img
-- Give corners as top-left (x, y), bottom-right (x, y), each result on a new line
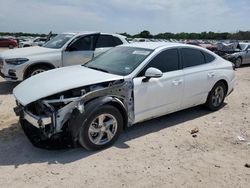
top-left (14, 79), bottom-right (134, 147)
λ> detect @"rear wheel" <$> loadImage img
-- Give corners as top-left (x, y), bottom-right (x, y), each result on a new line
top-left (234, 57), bottom-right (242, 68)
top-left (78, 105), bottom-right (123, 150)
top-left (26, 65), bottom-right (50, 78)
top-left (8, 45), bottom-right (14, 49)
top-left (205, 82), bottom-right (226, 111)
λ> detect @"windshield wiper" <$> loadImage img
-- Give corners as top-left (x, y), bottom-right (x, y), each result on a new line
top-left (86, 66), bottom-right (109, 73)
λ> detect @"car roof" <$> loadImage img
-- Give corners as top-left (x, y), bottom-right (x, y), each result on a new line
top-left (62, 31), bottom-right (99, 35)
top-left (122, 42), bottom-right (192, 50)
top-left (61, 31), bottom-right (126, 38)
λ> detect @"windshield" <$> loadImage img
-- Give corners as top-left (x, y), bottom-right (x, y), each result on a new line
top-left (239, 43), bottom-right (248, 50)
top-left (43, 34), bottom-right (74, 49)
top-left (85, 47), bottom-right (152, 76)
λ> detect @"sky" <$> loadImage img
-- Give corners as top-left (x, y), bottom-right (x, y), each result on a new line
top-left (0, 0), bottom-right (249, 34)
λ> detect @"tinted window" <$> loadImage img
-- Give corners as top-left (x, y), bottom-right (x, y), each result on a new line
top-left (202, 51), bottom-right (215, 63)
top-left (138, 49), bottom-right (179, 76)
top-left (113, 37), bottom-right (123, 45)
top-left (96, 35), bottom-right (116, 48)
top-left (182, 48), bottom-right (205, 68)
top-left (69, 35), bottom-right (93, 51)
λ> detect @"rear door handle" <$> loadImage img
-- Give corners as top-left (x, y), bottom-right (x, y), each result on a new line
top-left (208, 72), bottom-right (215, 78)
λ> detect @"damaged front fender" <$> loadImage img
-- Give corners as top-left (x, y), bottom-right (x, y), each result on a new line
top-left (26, 79), bottom-right (134, 139)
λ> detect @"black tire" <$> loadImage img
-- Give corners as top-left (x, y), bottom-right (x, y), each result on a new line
top-left (9, 45), bottom-right (14, 49)
top-left (23, 45), bottom-right (30, 48)
top-left (234, 57), bottom-right (242, 68)
top-left (25, 65), bottom-right (50, 78)
top-left (78, 105), bottom-right (123, 150)
top-left (205, 82), bottom-right (227, 111)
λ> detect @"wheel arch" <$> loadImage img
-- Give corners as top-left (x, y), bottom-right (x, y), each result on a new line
top-left (23, 62), bottom-right (56, 79)
top-left (85, 96), bottom-right (128, 129)
top-left (209, 79), bottom-right (229, 97)
top-left (68, 96), bottom-right (128, 141)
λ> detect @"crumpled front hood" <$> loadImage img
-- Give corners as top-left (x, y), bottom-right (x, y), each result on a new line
top-left (0, 46), bottom-right (58, 59)
top-left (13, 65), bottom-right (123, 105)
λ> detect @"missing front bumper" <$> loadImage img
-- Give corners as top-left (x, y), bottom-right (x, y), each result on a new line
top-left (20, 119), bottom-right (73, 149)
top-left (14, 105), bottom-right (52, 129)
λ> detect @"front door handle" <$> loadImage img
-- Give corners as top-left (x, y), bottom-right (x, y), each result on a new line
top-left (172, 79), bottom-right (183, 86)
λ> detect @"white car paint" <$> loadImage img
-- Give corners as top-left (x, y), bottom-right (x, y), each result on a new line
top-left (133, 69), bottom-right (184, 123)
top-left (13, 42), bottom-right (235, 136)
top-left (13, 65), bottom-right (123, 106)
top-left (0, 32), bottom-right (128, 81)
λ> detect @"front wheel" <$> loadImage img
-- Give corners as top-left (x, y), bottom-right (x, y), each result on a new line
top-left (26, 65), bottom-right (50, 78)
top-left (78, 105), bottom-right (123, 150)
top-left (205, 82), bottom-right (226, 111)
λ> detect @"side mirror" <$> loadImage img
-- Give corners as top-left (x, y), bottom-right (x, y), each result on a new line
top-left (143, 67), bottom-right (163, 82)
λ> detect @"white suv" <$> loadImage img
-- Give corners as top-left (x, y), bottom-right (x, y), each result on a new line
top-left (0, 32), bottom-right (128, 81)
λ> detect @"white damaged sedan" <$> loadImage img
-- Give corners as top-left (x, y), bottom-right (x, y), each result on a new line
top-left (13, 42), bottom-right (235, 150)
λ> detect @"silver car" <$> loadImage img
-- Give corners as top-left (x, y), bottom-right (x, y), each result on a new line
top-left (224, 42), bottom-right (250, 68)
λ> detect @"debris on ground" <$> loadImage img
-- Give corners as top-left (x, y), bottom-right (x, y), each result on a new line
top-left (192, 134), bottom-right (197, 138)
top-left (245, 163), bottom-right (250, 168)
top-left (190, 128), bottom-right (199, 134)
top-left (237, 136), bottom-right (245, 141)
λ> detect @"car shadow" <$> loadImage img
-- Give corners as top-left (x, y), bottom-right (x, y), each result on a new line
top-left (0, 105), bottom-right (216, 167)
top-left (0, 81), bottom-right (19, 95)
top-left (238, 64), bottom-right (250, 69)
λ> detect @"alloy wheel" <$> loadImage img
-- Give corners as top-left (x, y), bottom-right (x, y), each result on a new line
top-left (88, 113), bottom-right (118, 145)
top-left (31, 69), bottom-right (45, 76)
top-left (211, 86), bottom-right (224, 107)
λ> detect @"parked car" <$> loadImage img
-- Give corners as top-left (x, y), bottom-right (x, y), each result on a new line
top-left (13, 42), bottom-right (235, 150)
top-left (223, 42), bottom-right (250, 68)
top-left (19, 37), bottom-right (48, 48)
top-left (0, 32), bottom-right (128, 81)
top-left (0, 38), bottom-right (18, 49)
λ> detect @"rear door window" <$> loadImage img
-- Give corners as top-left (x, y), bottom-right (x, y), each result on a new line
top-left (181, 48), bottom-right (206, 68)
top-left (96, 35), bottom-right (116, 48)
top-left (202, 51), bottom-right (215, 63)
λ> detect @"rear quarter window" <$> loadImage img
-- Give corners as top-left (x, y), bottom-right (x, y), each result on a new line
top-left (96, 35), bottom-right (116, 48)
top-left (202, 51), bottom-right (216, 63)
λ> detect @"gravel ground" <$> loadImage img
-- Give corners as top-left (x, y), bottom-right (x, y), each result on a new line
top-left (0, 47), bottom-right (249, 188)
